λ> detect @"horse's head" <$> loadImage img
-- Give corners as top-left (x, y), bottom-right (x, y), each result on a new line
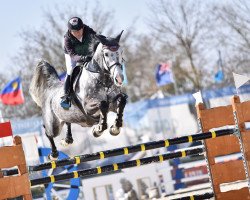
top-left (93, 31), bottom-right (125, 87)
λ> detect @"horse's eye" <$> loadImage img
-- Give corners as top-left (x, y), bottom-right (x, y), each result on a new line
top-left (105, 53), bottom-right (109, 57)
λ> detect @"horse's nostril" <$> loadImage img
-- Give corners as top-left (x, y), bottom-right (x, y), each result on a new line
top-left (115, 75), bottom-right (123, 85)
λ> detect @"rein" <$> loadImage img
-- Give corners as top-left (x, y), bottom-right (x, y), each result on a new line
top-left (73, 42), bottom-right (124, 116)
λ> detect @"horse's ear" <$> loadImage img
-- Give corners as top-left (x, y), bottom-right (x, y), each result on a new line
top-left (115, 30), bottom-right (124, 43)
top-left (94, 34), bottom-right (107, 44)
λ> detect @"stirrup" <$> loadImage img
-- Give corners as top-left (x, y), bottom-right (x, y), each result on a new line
top-left (60, 96), bottom-right (71, 109)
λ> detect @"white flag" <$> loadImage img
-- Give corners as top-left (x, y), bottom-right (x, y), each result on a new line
top-left (233, 72), bottom-right (250, 89)
top-left (0, 110), bottom-right (3, 123)
top-left (192, 91), bottom-right (203, 105)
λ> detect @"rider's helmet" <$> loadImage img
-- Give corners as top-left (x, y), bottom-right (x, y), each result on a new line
top-left (68, 17), bottom-right (84, 31)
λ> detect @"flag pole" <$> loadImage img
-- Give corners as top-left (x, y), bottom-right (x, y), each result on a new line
top-left (155, 90), bottom-right (166, 138)
top-left (172, 58), bottom-right (179, 95)
top-left (0, 110), bottom-right (3, 123)
top-left (0, 109), bottom-right (4, 146)
top-left (218, 50), bottom-right (223, 72)
top-left (0, 86), bottom-right (4, 146)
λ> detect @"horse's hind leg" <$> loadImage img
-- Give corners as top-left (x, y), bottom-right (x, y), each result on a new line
top-left (46, 133), bottom-right (59, 160)
top-left (93, 101), bottom-right (109, 137)
top-left (44, 119), bottom-right (62, 160)
top-left (60, 123), bottom-right (74, 147)
top-left (110, 94), bottom-right (127, 136)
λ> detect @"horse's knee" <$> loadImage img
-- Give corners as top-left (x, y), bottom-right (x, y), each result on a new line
top-left (119, 96), bottom-right (127, 108)
top-left (115, 119), bottom-right (123, 128)
top-left (116, 93), bottom-right (127, 107)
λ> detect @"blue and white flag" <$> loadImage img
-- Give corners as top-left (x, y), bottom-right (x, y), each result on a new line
top-left (155, 62), bottom-right (174, 87)
top-left (192, 90), bottom-right (203, 105)
top-left (214, 70), bottom-right (224, 83)
top-left (233, 72), bottom-right (250, 89)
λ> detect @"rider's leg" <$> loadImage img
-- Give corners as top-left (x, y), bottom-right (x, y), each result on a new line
top-left (60, 54), bottom-right (75, 109)
top-left (60, 75), bottom-right (71, 109)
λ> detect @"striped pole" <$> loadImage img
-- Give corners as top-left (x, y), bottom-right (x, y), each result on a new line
top-left (172, 192), bottom-right (214, 200)
top-left (30, 148), bottom-right (204, 186)
top-left (30, 128), bottom-right (235, 171)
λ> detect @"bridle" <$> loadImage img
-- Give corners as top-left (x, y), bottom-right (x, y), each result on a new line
top-left (84, 43), bottom-right (124, 88)
top-left (101, 45), bottom-right (123, 76)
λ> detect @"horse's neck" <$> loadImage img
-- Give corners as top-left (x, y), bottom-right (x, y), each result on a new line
top-left (77, 64), bottom-right (98, 96)
top-left (77, 46), bottom-right (110, 98)
top-left (77, 64), bottom-right (114, 100)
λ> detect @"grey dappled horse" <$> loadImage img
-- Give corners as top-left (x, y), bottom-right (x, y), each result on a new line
top-left (29, 32), bottom-right (127, 160)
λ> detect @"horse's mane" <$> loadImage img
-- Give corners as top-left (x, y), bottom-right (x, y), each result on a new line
top-left (89, 37), bottom-right (100, 56)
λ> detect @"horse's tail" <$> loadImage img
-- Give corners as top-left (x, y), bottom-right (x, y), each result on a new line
top-left (29, 60), bottom-right (60, 107)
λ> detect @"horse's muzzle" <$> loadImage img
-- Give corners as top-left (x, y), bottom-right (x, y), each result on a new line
top-left (115, 73), bottom-right (124, 86)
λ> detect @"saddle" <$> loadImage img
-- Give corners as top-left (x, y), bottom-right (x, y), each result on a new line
top-left (70, 60), bottom-right (102, 94)
top-left (70, 65), bottom-right (81, 94)
top-left (67, 61), bottom-right (101, 123)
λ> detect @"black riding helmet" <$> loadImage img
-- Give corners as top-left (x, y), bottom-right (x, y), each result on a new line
top-left (68, 17), bottom-right (84, 31)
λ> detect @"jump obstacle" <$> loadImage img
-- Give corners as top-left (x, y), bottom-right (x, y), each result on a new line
top-left (0, 136), bottom-right (32, 200)
top-left (1, 95), bottom-right (250, 200)
top-left (30, 128), bottom-right (234, 171)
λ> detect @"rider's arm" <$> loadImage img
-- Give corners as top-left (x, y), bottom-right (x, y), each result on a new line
top-left (64, 37), bottom-right (81, 62)
top-left (85, 26), bottom-right (96, 35)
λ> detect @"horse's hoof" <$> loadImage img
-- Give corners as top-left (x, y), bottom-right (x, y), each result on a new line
top-left (60, 138), bottom-right (73, 147)
top-left (48, 154), bottom-right (58, 161)
top-left (109, 125), bottom-right (120, 136)
top-left (92, 126), bottom-right (103, 138)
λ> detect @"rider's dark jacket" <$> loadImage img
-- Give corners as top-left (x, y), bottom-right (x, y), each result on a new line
top-left (64, 25), bottom-right (96, 62)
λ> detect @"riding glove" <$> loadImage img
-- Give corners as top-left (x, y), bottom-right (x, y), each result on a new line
top-left (80, 55), bottom-right (92, 63)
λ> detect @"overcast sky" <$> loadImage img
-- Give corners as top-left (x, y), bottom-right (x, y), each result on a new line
top-left (0, 0), bottom-right (150, 74)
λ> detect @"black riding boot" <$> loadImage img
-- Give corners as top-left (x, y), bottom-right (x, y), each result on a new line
top-left (60, 75), bottom-right (71, 109)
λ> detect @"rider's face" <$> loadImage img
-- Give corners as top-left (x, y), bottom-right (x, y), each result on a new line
top-left (71, 28), bottom-right (83, 39)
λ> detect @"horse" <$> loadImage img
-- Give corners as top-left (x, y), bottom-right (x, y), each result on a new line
top-left (29, 31), bottom-right (127, 160)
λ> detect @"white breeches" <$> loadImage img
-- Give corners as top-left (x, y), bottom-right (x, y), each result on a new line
top-left (65, 54), bottom-right (77, 76)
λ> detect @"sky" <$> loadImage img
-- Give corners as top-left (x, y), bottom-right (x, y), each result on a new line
top-left (0, 0), bottom-right (150, 75)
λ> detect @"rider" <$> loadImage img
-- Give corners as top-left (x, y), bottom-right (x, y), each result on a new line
top-left (61, 16), bottom-right (96, 109)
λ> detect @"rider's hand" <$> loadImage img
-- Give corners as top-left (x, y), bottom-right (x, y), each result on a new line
top-left (80, 55), bottom-right (92, 63)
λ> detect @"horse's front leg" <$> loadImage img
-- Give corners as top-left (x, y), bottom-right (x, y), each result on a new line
top-left (60, 123), bottom-right (74, 146)
top-left (93, 101), bottom-right (109, 137)
top-left (110, 94), bottom-right (127, 136)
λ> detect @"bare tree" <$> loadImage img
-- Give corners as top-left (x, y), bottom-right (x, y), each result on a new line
top-left (147, 0), bottom-right (217, 93)
top-left (125, 35), bottom-right (160, 101)
top-left (213, 0), bottom-right (250, 77)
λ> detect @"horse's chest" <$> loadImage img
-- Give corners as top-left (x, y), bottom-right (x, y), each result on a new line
top-left (86, 85), bottom-right (117, 101)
